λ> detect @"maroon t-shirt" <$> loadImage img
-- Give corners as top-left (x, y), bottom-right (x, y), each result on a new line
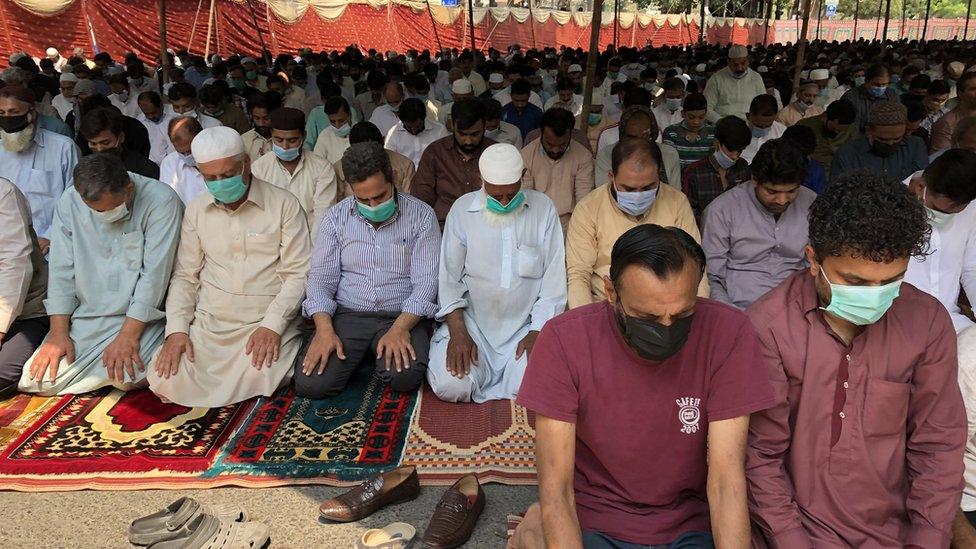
top-left (517, 299), bottom-right (776, 545)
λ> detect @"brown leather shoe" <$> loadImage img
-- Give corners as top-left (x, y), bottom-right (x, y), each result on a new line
top-left (319, 466), bottom-right (420, 522)
top-left (420, 474), bottom-right (485, 549)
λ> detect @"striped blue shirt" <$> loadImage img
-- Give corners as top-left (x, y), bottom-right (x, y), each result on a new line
top-left (303, 192), bottom-right (441, 318)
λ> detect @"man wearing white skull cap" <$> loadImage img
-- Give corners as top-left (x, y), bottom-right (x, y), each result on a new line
top-left (148, 126), bottom-right (311, 407)
top-left (427, 143), bottom-right (567, 403)
top-left (703, 44), bottom-right (765, 123)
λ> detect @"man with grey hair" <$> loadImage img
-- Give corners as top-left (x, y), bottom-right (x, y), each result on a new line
top-left (426, 142), bottom-right (566, 403)
top-left (297, 141), bottom-right (441, 398)
top-left (703, 44), bottom-right (766, 123)
top-left (148, 126), bottom-right (311, 407)
top-left (0, 85), bottom-right (79, 256)
top-left (19, 153), bottom-right (183, 395)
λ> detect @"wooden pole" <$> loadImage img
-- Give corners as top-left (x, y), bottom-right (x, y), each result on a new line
top-left (815, 0), bottom-right (823, 39)
top-left (922, 0), bottom-right (931, 40)
top-left (187, 0), bottom-right (205, 54)
top-left (579, 0), bottom-right (604, 130)
top-left (763, 0), bottom-right (773, 46)
top-left (700, 0), bottom-right (707, 43)
top-left (528, 0), bottom-right (538, 48)
top-left (468, 0), bottom-right (477, 51)
top-left (614, 0), bottom-right (619, 45)
top-left (853, 0), bottom-right (859, 37)
top-left (203, 0), bottom-right (215, 62)
top-left (882, 0), bottom-right (892, 42)
top-left (792, 0), bottom-right (813, 95)
top-left (900, 0), bottom-right (906, 39)
top-left (158, 0), bottom-right (170, 83)
top-left (874, 0), bottom-right (883, 40)
top-left (245, 0), bottom-right (272, 66)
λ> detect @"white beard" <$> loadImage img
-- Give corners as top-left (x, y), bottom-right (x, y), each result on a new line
top-left (483, 208), bottom-right (517, 228)
top-left (1, 123), bottom-right (36, 153)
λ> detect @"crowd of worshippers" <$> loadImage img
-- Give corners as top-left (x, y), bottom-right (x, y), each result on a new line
top-left (3, 37), bottom-right (976, 547)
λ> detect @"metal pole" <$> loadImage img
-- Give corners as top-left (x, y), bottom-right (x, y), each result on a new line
top-left (579, 0), bottom-right (604, 130)
top-left (468, 0), bottom-right (477, 51)
top-left (245, 0), bottom-right (272, 66)
top-left (700, 0), bottom-right (706, 43)
top-left (158, 0), bottom-right (170, 84)
top-left (882, 0), bottom-right (891, 43)
top-left (922, 0), bottom-right (931, 40)
top-left (966, 0), bottom-right (973, 40)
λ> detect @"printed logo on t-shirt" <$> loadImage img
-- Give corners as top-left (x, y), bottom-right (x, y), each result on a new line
top-left (676, 397), bottom-right (701, 434)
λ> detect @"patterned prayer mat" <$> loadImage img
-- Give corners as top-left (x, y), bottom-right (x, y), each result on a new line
top-left (402, 386), bottom-right (538, 485)
top-left (0, 371), bottom-right (419, 491)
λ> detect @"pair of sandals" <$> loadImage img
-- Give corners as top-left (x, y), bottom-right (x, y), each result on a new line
top-left (129, 497), bottom-right (270, 549)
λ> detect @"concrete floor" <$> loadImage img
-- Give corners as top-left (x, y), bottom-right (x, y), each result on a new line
top-left (0, 484), bottom-right (537, 549)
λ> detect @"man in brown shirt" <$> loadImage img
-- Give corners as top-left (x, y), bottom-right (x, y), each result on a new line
top-left (747, 170), bottom-right (966, 548)
top-left (412, 98), bottom-right (495, 225)
top-left (931, 72), bottom-right (976, 153)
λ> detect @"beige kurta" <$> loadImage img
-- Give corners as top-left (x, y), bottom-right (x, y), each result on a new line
top-left (521, 138), bottom-right (594, 233)
top-left (251, 151), bottom-right (338, 237)
top-left (333, 149), bottom-right (416, 200)
top-left (242, 129), bottom-right (273, 164)
top-left (147, 179), bottom-right (311, 407)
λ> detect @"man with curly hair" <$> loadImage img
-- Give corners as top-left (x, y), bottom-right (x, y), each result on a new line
top-left (746, 170), bottom-right (966, 548)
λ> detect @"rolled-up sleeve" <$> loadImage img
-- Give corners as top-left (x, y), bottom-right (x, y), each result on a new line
top-left (402, 209), bottom-right (441, 318)
top-left (127, 193), bottom-right (183, 323)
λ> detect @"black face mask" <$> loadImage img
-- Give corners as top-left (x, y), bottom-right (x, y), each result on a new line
top-left (870, 140), bottom-right (899, 158)
top-left (0, 113), bottom-right (30, 133)
top-left (615, 305), bottom-right (694, 362)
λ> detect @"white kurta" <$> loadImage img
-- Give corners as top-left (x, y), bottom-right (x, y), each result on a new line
top-left (427, 190), bottom-right (567, 403)
top-left (159, 151), bottom-right (208, 206)
top-left (137, 112), bottom-right (176, 165)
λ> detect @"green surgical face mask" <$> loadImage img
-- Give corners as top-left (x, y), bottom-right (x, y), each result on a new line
top-left (356, 195), bottom-right (397, 223)
top-left (820, 266), bottom-right (902, 326)
top-left (485, 190), bottom-right (526, 215)
top-left (206, 174), bottom-right (248, 204)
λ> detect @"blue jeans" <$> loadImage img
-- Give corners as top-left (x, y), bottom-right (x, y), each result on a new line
top-left (582, 530), bottom-right (714, 549)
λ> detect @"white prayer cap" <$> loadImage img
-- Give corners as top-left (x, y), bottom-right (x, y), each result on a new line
top-left (479, 143), bottom-right (523, 186)
top-left (59, 73), bottom-right (78, 84)
top-left (488, 72), bottom-right (504, 84)
top-left (810, 68), bottom-right (830, 80)
top-left (948, 61), bottom-right (965, 78)
top-left (757, 65), bottom-right (769, 73)
top-left (568, 64), bottom-right (583, 73)
top-left (191, 126), bottom-right (246, 164)
top-left (8, 52), bottom-right (26, 64)
top-left (46, 47), bottom-right (58, 58)
top-left (728, 44), bottom-right (749, 59)
top-left (73, 79), bottom-right (97, 97)
top-left (695, 63), bottom-right (706, 73)
top-left (241, 56), bottom-right (257, 65)
top-left (800, 70), bottom-right (810, 79)
top-left (452, 79), bottom-right (473, 94)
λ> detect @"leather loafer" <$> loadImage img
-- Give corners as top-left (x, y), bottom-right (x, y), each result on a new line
top-left (319, 466), bottom-right (420, 522)
top-left (421, 474), bottom-right (485, 549)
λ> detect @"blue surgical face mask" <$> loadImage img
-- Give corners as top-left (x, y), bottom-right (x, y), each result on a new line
top-left (273, 143), bottom-right (301, 161)
top-left (820, 266), bottom-right (902, 326)
top-left (357, 195), bottom-right (397, 223)
top-left (713, 148), bottom-right (736, 169)
top-left (334, 124), bottom-right (351, 138)
top-left (486, 191), bottom-right (526, 215)
top-left (869, 86), bottom-right (887, 98)
top-left (206, 173), bottom-right (248, 203)
top-left (890, 74), bottom-right (901, 84)
top-left (179, 152), bottom-right (196, 167)
top-left (614, 184), bottom-right (657, 216)
top-left (751, 125), bottom-right (770, 138)
top-left (666, 97), bottom-right (683, 111)
top-left (854, 76), bottom-right (866, 87)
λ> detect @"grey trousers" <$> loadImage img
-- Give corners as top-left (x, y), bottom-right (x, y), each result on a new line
top-left (0, 317), bottom-right (49, 399)
top-left (294, 310), bottom-right (431, 399)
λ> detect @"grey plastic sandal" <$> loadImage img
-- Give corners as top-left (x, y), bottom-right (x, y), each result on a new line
top-left (129, 497), bottom-right (248, 546)
top-left (147, 514), bottom-right (271, 549)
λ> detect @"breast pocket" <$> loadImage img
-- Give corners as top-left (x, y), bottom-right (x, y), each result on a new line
top-left (864, 378), bottom-right (911, 437)
top-left (389, 241), bottom-right (411, 276)
top-left (245, 233), bottom-right (279, 257)
top-left (120, 232), bottom-right (145, 271)
top-left (517, 245), bottom-right (544, 279)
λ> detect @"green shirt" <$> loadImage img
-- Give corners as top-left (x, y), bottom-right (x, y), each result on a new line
top-left (662, 122), bottom-right (716, 168)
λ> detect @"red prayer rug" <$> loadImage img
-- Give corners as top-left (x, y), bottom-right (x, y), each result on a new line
top-left (402, 386), bottom-right (538, 485)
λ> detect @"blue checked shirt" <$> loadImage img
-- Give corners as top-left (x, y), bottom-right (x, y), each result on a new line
top-left (303, 192), bottom-right (441, 318)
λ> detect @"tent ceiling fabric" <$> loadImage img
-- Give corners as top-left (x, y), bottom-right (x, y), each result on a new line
top-left (10, 0), bottom-right (73, 16)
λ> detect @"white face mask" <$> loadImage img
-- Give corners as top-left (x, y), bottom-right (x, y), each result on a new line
top-left (94, 201), bottom-right (128, 224)
top-left (924, 187), bottom-right (956, 226)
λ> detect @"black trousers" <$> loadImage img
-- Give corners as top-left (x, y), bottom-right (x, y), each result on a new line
top-left (294, 310), bottom-right (431, 399)
top-left (0, 317), bottom-right (49, 399)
